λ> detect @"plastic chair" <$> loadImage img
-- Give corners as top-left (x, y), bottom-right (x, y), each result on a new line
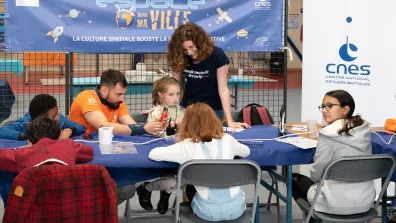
top-left (130, 112), bottom-right (148, 123)
top-left (297, 154), bottom-right (396, 223)
top-left (174, 159), bottom-right (261, 223)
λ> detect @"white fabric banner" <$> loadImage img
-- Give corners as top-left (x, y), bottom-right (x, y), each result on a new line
top-left (302, 0), bottom-right (396, 126)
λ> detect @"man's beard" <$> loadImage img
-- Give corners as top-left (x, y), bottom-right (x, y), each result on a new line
top-left (103, 96), bottom-right (122, 110)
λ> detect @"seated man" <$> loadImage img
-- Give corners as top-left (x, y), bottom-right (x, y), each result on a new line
top-left (69, 69), bottom-right (163, 136)
top-left (0, 94), bottom-right (86, 140)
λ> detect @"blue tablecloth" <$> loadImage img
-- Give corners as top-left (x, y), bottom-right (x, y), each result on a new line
top-left (75, 125), bottom-right (314, 168)
top-left (371, 131), bottom-right (396, 181)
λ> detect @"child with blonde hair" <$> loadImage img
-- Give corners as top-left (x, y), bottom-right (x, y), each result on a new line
top-left (147, 76), bottom-right (185, 136)
top-left (146, 103), bottom-right (250, 220)
top-left (136, 76), bottom-right (185, 214)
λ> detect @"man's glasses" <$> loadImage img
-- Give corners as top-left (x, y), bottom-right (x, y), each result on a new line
top-left (318, 103), bottom-right (341, 112)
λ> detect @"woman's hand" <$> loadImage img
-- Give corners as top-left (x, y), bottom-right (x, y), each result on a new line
top-left (227, 120), bottom-right (251, 129)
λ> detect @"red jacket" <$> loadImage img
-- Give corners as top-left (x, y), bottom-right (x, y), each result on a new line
top-left (0, 138), bottom-right (94, 173)
top-left (3, 164), bottom-right (118, 223)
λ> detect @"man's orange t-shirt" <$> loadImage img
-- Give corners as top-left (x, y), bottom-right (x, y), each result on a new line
top-left (69, 90), bottom-right (129, 132)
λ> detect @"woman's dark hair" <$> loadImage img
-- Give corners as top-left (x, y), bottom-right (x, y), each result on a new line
top-left (325, 90), bottom-right (364, 136)
top-left (29, 94), bottom-right (58, 120)
top-left (27, 116), bottom-right (61, 144)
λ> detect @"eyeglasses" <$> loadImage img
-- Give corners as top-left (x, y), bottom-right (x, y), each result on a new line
top-left (318, 103), bottom-right (341, 112)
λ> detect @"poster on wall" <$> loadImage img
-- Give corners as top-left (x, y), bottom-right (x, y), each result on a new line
top-left (302, 0), bottom-right (396, 127)
top-left (4, 0), bottom-right (284, 53)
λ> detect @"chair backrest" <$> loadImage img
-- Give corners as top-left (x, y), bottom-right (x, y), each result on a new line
top-left (324, 155), bottom-right (396, 183)
top-left (3, 164), bottom-right (118, 223)
top-left (305, 154), bottom-right (396, 222)
top-left (179, 159), bottom-right (260, 187)
top-left (175, 160), bottom-right (261, 223)
top-left (130, 112), bottom-right (148, 123)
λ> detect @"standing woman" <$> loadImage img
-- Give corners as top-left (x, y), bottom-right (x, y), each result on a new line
top-left (166, 22), bottom-right (249, 129)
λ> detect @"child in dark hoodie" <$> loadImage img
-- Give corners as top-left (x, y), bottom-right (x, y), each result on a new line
top-left (0, 116), bottom-right (94, 173)
top-left (0, 94), bottom-right (86, 141)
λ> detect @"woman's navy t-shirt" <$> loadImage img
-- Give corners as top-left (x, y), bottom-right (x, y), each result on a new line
top-left (181, 46), bottom-right (230, 111)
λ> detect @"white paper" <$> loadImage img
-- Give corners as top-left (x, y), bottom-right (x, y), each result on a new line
top-left (291, 125), bottom-right (308, 131)
top-left (99, 142), bottom-right (138, 155)
top-left (16, 0), bottom-right (39, 7)
top-left (276, 136), bottom-right (317, 149)
top-left (223, 127), bottom-right (245, 133)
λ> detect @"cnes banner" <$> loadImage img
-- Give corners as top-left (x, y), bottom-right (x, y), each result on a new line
top-left (302, 0), bottom-right (396, 126)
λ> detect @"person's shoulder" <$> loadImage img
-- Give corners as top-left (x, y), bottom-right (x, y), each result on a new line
top-left (15, 112), bottom-right (32, 123)
top-left (149, 105), bottom-right (163, 115)
top-left (212, 46), bottom-right (226, 55)
top-left (76, 90), bottom-right (97, 99)
top-left (75, 90), bottom-right (99, 104)
top-left (221, 133), bottom-right (235, 141)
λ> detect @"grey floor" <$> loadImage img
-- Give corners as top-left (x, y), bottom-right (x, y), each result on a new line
top-left (0, 89), bottom-right (385, 222)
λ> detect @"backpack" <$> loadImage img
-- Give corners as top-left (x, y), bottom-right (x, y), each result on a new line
top-left (238, 103), bottom-right (274, 125)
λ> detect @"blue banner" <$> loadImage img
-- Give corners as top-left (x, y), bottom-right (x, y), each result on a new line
top-left (5, 0), bottom-right (284, 53)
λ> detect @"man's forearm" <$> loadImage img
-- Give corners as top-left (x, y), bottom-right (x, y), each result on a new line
top-left (100, 122), bottom-right (132, 135)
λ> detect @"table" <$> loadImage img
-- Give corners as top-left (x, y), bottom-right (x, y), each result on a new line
top-left (0, 79), bottom-right (15, 123)
top-left (0, 125), bottom-right (394, 222)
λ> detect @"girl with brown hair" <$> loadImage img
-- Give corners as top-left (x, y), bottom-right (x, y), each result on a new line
top-left (166, 22), bottom-right (249, 129)
top-left (148, 103), bottom-right (250, 221)
top-left (146, 76), bottom-right (185, 137)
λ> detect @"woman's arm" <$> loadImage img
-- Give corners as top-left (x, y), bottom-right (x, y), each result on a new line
top-left (217, 65), bottom-right (250, 129)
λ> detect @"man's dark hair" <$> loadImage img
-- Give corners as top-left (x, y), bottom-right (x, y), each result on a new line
top-left (27, 116), bottom-right (61, 144)
top-left (100, 69), bottom-right (127, 88)
top-left (29, 94), bottom-right (58, 120)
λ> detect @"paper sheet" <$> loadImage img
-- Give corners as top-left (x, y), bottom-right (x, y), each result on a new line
top-left (99, 142), bottom-right (138, 154)
top-left (275, 136), bottom-right (317, 149)
top-left (223, 127), bottom-right (245, 133)
top-left (291, 125), bottom-right (308, 131)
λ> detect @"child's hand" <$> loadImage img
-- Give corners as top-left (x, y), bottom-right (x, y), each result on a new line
top-left (59, 128), bottom-right (73, 139)
top-left (141, 110), bottom-right (150, 115)
top-left (144, 121), bottom-right (166, 135)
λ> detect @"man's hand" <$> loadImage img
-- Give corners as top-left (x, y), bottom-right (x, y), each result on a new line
top-left (144, 122), bottom-right (165, 135)
top-left (59, 128), bottom-right (73, 139)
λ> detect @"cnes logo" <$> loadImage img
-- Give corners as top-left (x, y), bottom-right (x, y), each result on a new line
top-left (255, 0), bottom-right (271, 10)
top-left (325, 17), bottom-right (370, 76)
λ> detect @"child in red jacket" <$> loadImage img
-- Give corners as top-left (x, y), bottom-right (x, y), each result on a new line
top-left (0, 116), bottom-right (94, 173)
